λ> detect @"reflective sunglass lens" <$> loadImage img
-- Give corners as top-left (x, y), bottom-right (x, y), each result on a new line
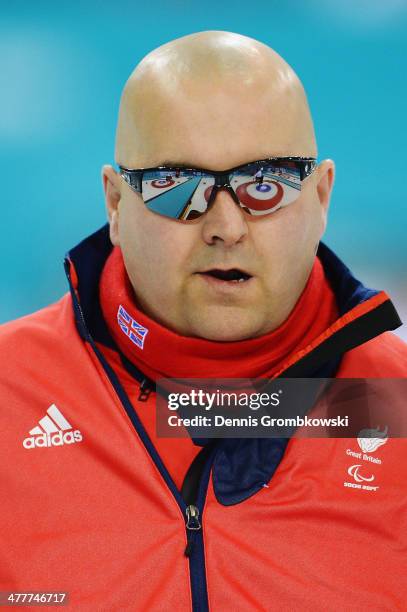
top-left (142, 170), bottom-right (214, 220)
top-left (139, 161), bottom-right (308, 220)
top-left (229, 163), bottom-right (301, 215)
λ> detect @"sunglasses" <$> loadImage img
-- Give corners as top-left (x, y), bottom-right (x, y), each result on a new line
top-left (118, 157), bottom-right (317, 221)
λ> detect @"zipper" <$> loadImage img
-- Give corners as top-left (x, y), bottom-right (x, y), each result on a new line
top-left (186, 504), bottom-right (201, 530)
top-left (185, 504), bottom-right (201, 558)
top-left (181, 444), bottom-right (218, 612)
top-left (138, 378), bottom-right (152, 402)
top-left (181, 441), bottom-right (218, 562)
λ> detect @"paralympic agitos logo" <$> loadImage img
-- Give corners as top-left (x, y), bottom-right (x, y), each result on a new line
top-left (347, 464), bottom-right (375, 483)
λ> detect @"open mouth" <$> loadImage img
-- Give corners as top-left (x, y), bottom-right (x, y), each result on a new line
top-left (199, 268), bottom-right (252, 283)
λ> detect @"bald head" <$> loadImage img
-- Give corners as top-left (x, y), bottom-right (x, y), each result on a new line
top-left (115, 31), bottom-right (317, 169)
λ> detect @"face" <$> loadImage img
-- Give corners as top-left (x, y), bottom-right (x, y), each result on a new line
top-left (104, 60), bottom-right (334, 341)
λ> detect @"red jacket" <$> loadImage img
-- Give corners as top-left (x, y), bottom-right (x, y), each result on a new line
top-left (1, 225), bottom-right (406, 611)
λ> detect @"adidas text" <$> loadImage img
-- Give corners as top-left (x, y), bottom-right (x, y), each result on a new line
top-left (23, 430), bottom-right (83, 449)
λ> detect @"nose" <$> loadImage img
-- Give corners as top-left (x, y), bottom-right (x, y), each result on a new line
top-left (201, 186), bottom-right (249, 247)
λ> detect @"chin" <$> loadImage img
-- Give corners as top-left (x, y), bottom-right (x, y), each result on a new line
top-left (188, 314), bottom-right (264, 342)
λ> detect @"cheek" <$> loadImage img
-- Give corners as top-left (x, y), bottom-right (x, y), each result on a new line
top-left (256, 193), bottom-right (322, 271)
top-left (285, 190), bottom-right (323, 245)
top-left (118, 197), bottom-right (193, 291)
top-left (118, 198), bottom-right (150, 267)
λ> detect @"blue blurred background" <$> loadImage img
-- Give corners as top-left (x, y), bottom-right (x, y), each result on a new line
top-left (1, 0), bottom-right (406, 338)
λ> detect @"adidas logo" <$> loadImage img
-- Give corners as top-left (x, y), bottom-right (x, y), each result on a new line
top-left (23, 404), bottom-right (83, 449)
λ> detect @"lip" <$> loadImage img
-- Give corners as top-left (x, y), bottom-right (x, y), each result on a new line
top-left (198, 267), bottom-right (252, 277)
top-left (195, 272), bottom-right (255, 292)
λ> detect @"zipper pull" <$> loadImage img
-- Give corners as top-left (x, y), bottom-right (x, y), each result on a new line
top-left (138, 379), bottom-right (152, 402)
top-left (186, 504), bottom-right (201, 530)
top-left (184, 505), bottom-right (201, 558)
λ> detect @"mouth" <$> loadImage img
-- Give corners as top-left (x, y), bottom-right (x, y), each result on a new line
top-left (196, 268), bottom-right (253, 284)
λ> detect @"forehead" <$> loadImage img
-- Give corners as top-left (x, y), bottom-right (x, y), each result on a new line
top-left (127, 92), bottom-right (310, 171)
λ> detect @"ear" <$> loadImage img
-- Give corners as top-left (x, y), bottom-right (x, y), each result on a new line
top-left (101, 164), bottom-right (121, 246)
top-left (315, 159), bottom-right (335, 236)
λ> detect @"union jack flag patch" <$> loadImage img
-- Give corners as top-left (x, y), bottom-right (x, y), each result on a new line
top-left (117, 305), bottom-right (149, 350)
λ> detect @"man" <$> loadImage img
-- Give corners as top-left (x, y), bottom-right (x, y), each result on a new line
top-left (1, 31), bottom-right (406, 611)
top-left (254, 166), bottom-right (264, 183)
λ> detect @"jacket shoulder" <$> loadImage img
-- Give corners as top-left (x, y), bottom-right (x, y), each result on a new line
top-left (337, 331), bottom-right (407, 377)
top-left (0, 294), bottom-right (75, 354)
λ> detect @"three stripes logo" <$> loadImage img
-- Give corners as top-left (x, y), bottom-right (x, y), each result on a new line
top-left (23, 404), bottom-right (83, 449)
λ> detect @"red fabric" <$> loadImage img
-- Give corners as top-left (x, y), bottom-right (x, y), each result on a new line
top-left (98, 246), bottom-right (340, 490)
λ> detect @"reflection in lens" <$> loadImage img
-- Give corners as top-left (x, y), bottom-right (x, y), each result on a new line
top-left (230, 164), bottom-right (301, 216)
top-left (139, 163), bottom-right (303, 220)
top-left (178, 175), bottom-right (215, 220)
top-left (141, 169), bottom-right (210, 219)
